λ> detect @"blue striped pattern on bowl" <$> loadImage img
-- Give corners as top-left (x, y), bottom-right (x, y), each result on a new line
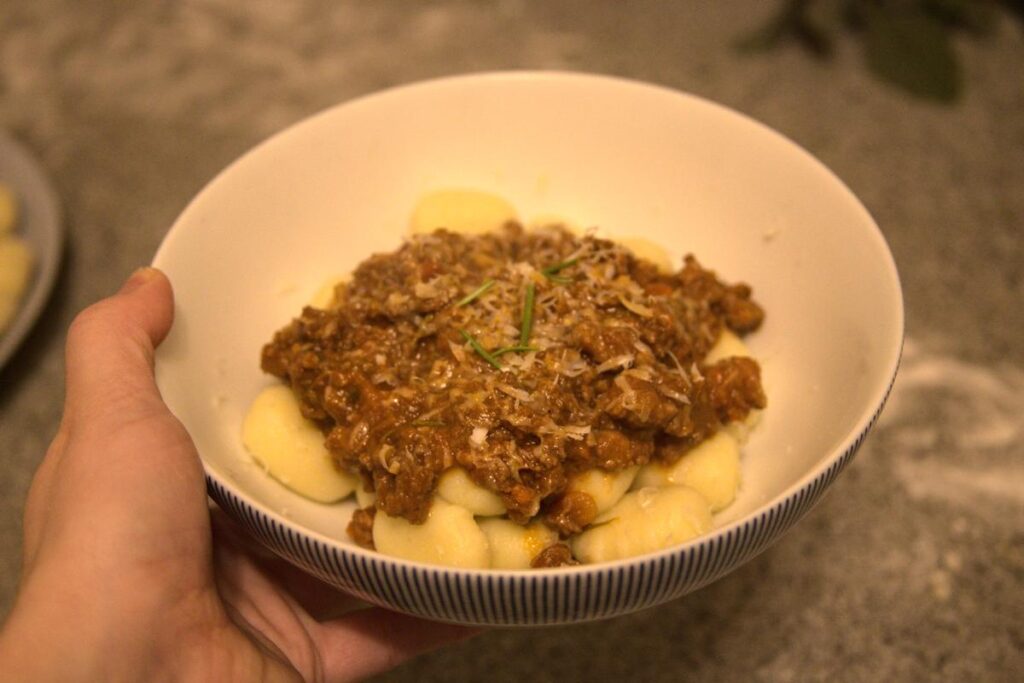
top-left (206, 363), bottom-right (896, 627)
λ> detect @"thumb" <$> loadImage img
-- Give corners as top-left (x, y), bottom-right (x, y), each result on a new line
top-left (63, 267), bottom-right (174, 431)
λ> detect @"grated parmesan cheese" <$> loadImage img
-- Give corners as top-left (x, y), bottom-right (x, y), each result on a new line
top-left (470, 426), bottom-right (488, 447)
top-left (449, 340), bottom-right (466, 363)
top-left (596, 354), bottom-right (635, 374)
top-left (496, 383), bottom-right (532, 403)
top-left (618, 295), bottom-right (654, 318)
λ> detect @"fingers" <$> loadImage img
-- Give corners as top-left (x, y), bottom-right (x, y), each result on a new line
top-left (63, 267), bottom-right (174, 430)
top-left (314, 608), bottom-right (481, 682)
top-left (211, 508), bottom-right (368, 620)
top-left (255, 556), bottom-right (373, 622)
top-left (213, 506), bottom-right (480, 681)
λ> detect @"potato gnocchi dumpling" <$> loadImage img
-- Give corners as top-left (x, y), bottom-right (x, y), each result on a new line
top-left (410, 189), bottom-right (518, 235)
top-left (567, 466), bottom-right (639, 515)
top-left (704, 329), bottom-right (763, 445)
top-left (0, 236), bottom-right (34, 333)
top-left (308, 275), bottom-right (348, 309)
top-left (571, 486), bottom-right (713, 564)
top-left (634, 431), bottom-right (740, 512)
top-left (0, 183), bottom-right (35, 334)
top-left (479, 518), bottom-right (559, 570)
top-left (704, 328), bottom-right (751, 364)
top-left (373, 497), bottom-right (490, 569)
top-left (354, 485), bottom-right (377, 510)
top-left (242, 385), bottom-right (359, 503)
top-left (436, 466), bottom-right (507, 517)
top-left (616, 236), bottom-right (673, 274)
top-left (725, 408), bottom-right (762, 445)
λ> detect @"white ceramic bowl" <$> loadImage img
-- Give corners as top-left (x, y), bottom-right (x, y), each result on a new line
top-left (153, 72), bottom-right (903, 626)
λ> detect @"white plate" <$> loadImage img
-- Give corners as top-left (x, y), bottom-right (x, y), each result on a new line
top-left (0, 131), bottom-right (63, 370)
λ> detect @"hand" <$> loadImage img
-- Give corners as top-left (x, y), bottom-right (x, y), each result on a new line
top-left (0, 268), bottom-right (476, 682)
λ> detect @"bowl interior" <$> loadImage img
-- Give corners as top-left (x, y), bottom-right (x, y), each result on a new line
top-left (154, 72), bottom-right (902, 556)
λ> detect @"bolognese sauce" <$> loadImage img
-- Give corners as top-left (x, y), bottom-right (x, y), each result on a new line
top-left (260, 223), bottom-right (765, 547)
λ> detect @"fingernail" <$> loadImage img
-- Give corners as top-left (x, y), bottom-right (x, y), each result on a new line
top-left (120, 266), bottom-right (161, 294)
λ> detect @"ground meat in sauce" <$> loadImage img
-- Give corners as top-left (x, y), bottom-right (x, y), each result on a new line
top-left (260, 223), bottom-right (766, 536)
top-left (542, 490), bottom-right (599, 538)
top-left (531, 543), bottom-right (580, 568)
top-left (347, 506), bottom-right (376, 549)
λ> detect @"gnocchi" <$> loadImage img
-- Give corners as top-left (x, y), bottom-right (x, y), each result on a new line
top-left (479, 518), bottom-right (559, 570)
top-left (726, 408), bottom-right (762, 446)
top-left (242, 385), bottom-right (359, 503)
top-left (354, 485), bottom-right (377, 510)
top-left (571, 486), bottom-right (712, 564)
top-left (704, 328), bottom-right (752, 365)
top-left (705, 328), bottom-right (763, 444)
top-left (0, 236), bottom-right (34, 333)
top-left (634, 431), bottom-right (741, 512)
top-left (616, 236), bottom-right (673, 274)
top-left (436, 467), bottom-right (507, 517)
top-left (373, 497), bottom-right (490, 569)
top-left (566, 466), bottom-right (639, 515)
top-left (410, 188), bottom-right (518, 235)
top-left (308, 275), bottom-right (347, 310)
top-left (0, 183), bottom-right (35, 334)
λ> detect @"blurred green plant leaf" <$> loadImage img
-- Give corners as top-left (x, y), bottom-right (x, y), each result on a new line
top-left (735, 0), bottom-right (807, 53)
top-left (735, 0), bottom-right (836, 57)
top-left (737, 0), bottom-right (1024, 103)
top-left (864, 8), bottom-right (962, 102)
top-left (796, 0), bottom-right (837, 56)
top-left (925, 0), bottom-right (998, 34)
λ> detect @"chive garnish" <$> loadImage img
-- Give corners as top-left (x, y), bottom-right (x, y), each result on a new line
top-left (493, 345), bottom-right (539, 357)
top-left (455, 279), bottom-right (496, 307)
top-left (540, 257), bottom-right (579, 283)
top-left (519, 282), bottom-right (535, 346)
top-left (541, 257), bottom-right (579, 275)
top-left (410, 419), bottom-right (446, 428)
top-left (459, 329), bottom-right (503, 370)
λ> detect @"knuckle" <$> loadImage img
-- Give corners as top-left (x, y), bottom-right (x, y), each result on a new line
top-left (68, 299), bottom-right (117, 340)
top-left (68, 298), bottom-right (148, 352)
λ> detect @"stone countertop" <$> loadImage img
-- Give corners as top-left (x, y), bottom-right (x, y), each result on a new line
top-left (1, 2), bottom-right (1021, 681)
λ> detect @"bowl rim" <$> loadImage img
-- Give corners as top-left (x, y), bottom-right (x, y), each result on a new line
top-left (0, 130), bottom-right (64, 372)
top-left (154, 69), bottom-right (905, 578)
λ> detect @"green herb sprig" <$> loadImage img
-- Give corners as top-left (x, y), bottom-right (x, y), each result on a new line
top-left (459, 329), bottom-right (503, 370)
top-left (455, 279), bottom-right (496, 307)
top-left (540, 257), bottom-right (579, 284)
top-left (519, 282), bottom-right (535, 346)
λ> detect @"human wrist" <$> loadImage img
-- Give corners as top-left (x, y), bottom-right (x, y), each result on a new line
top-left (0, 571), bottom-right (175, 682)
top-left (0, 569), bottom-right (278, 683)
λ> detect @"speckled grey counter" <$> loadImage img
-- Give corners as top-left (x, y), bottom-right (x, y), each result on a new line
top-left (1, 2), bottom-right (1021, 681)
